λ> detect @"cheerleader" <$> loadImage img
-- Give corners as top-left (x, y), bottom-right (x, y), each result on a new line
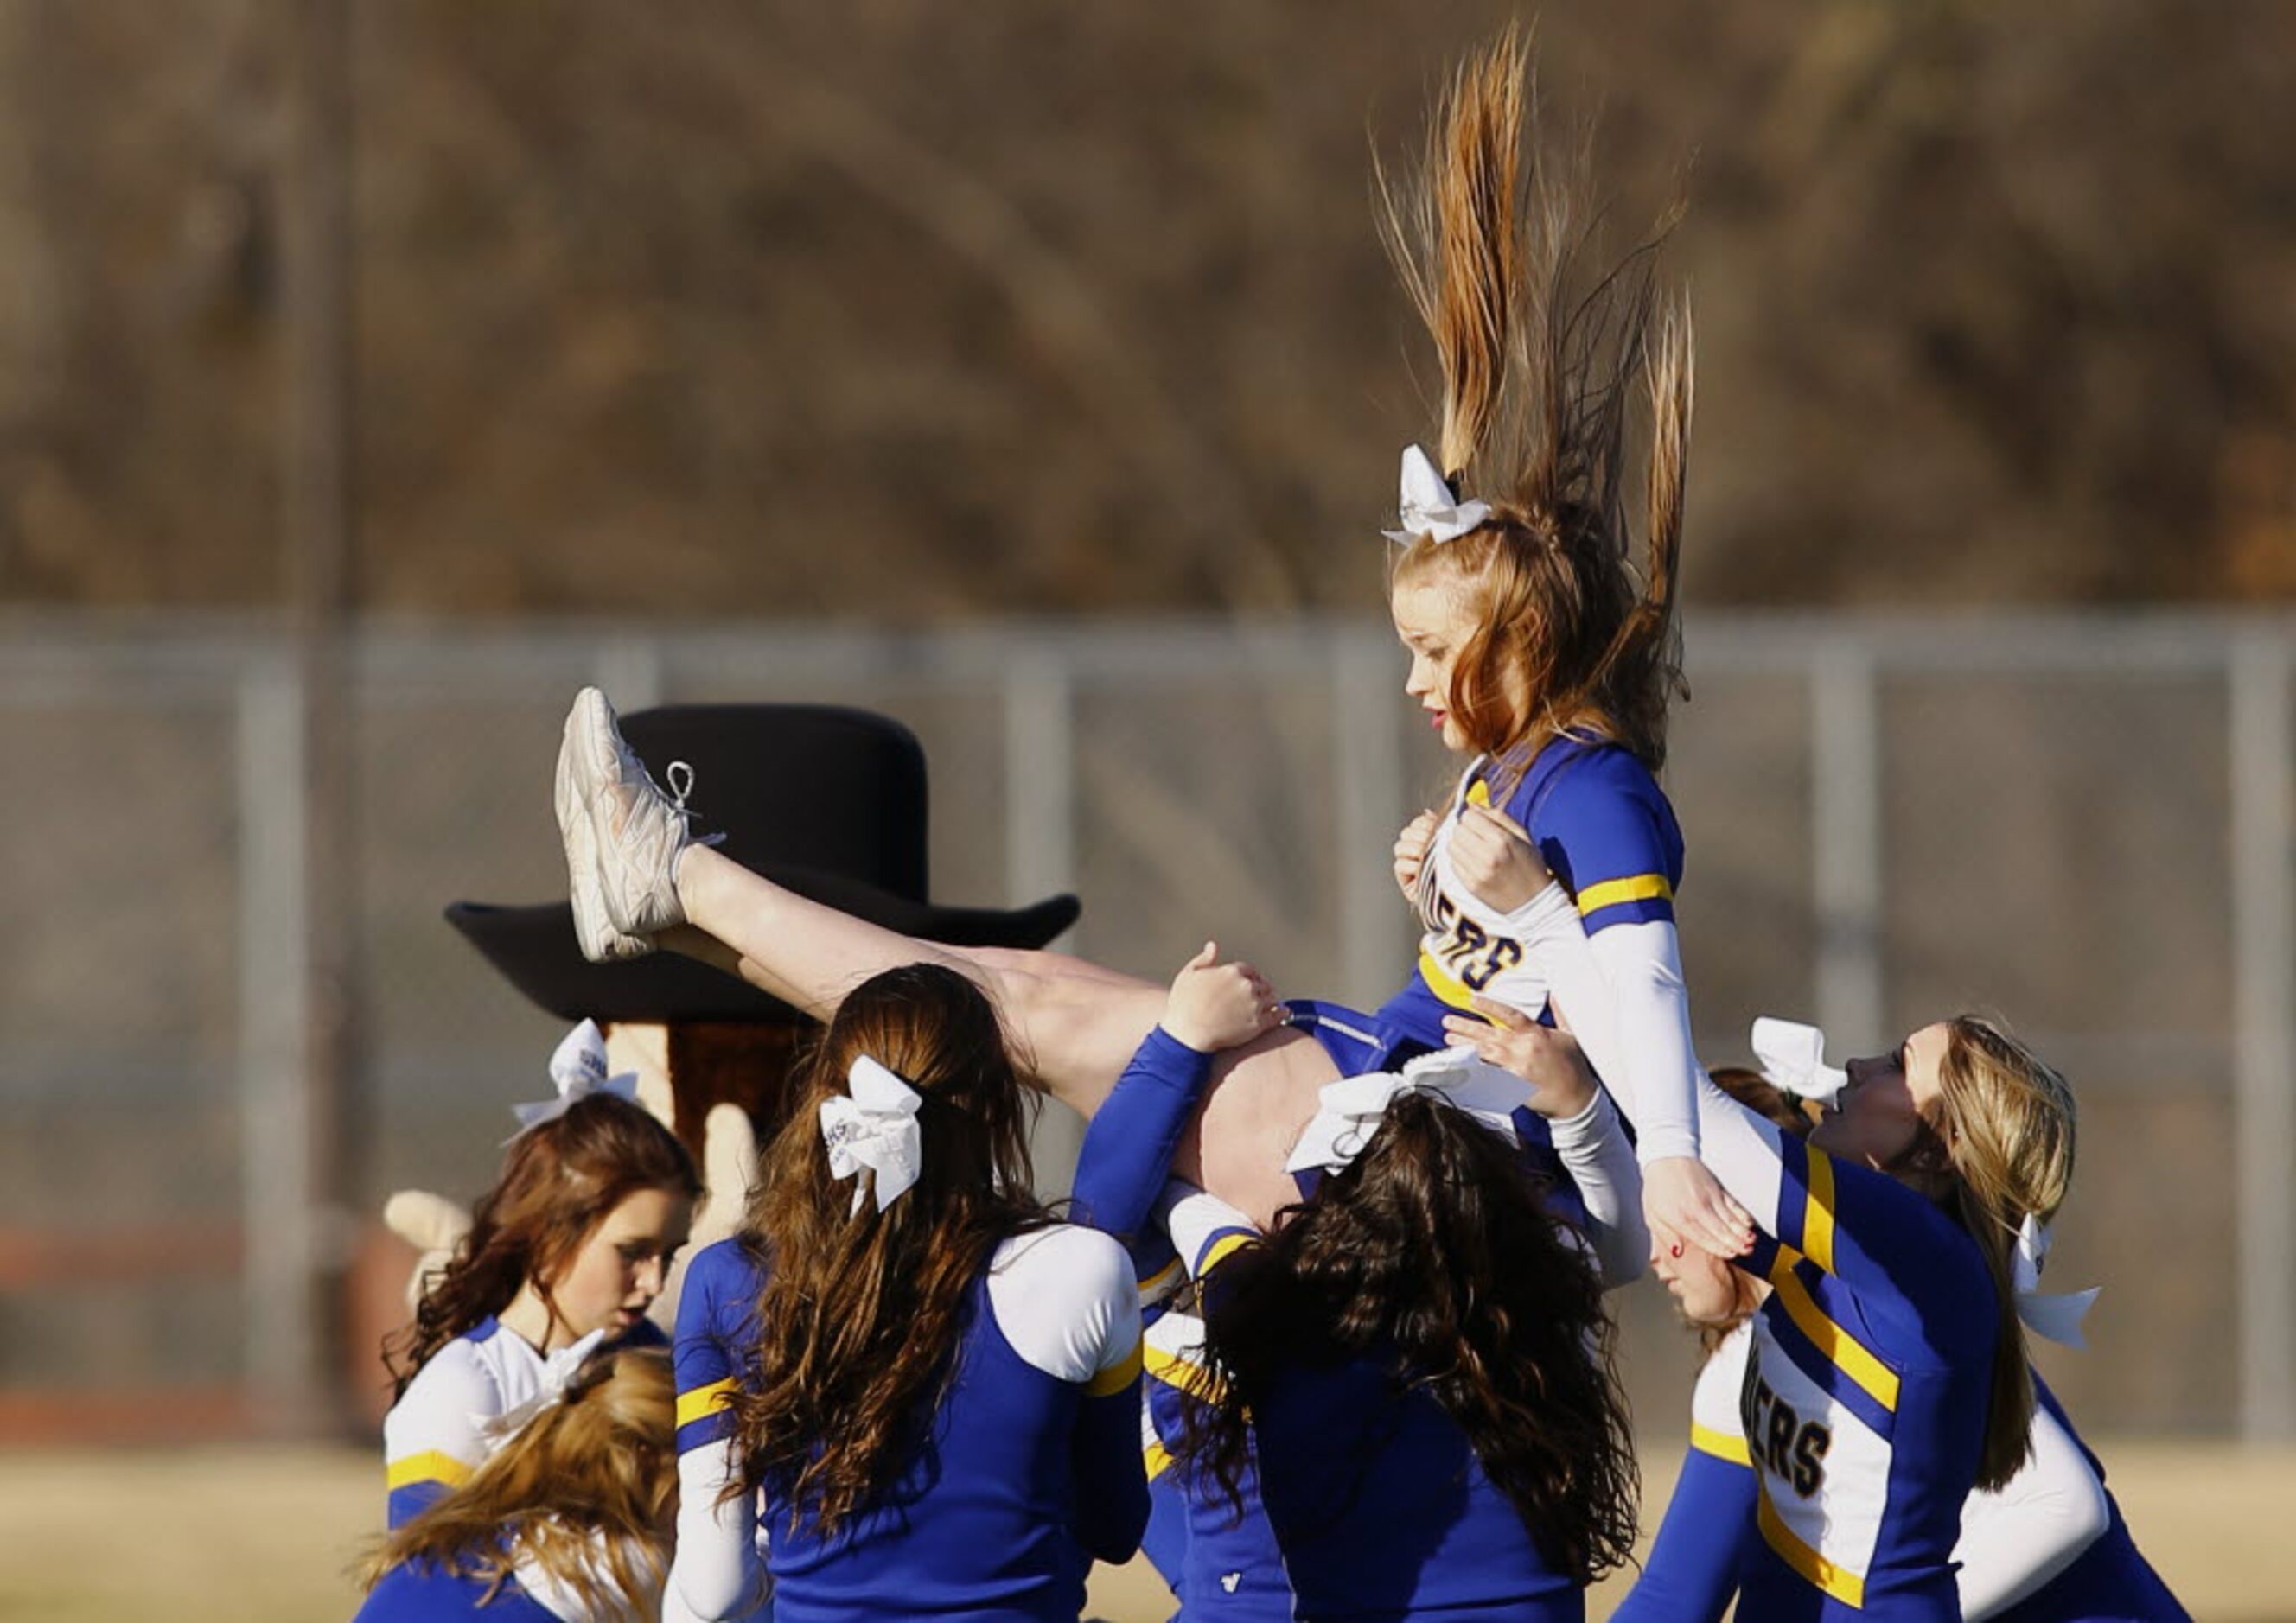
top-left (1445, 838), bottom-right (2082, 1620)
top-left (1064, 938), bottom-right (1637, 1619)
top-left (355, 1345), bottom-right (675, 1622)
top-left (1616, 1066), bottom-right (2188, 1622)
top-left (667, 963), bottom-right (1146, 1622)
top-left (545, 32), bottom-right (1737, 1253)
top-left (1151, 1063), bottom-right (1638, 1622)
top-left (383, 1022), bottom-right (699, 1529)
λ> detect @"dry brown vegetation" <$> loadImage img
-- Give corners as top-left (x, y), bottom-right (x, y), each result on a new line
top-left (0, 0), bottom-right (2289, 614)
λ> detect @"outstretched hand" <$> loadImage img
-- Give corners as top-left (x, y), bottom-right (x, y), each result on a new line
top-left (1642, 1156), bottom-right (1757, 1261)
top-left (1163, 940), bottom-right (1285, 1053)
top-left (1449, 994), bottom-right (1756, 1257)
top-left (1447, 803), bottom-right (1552, 913)
top-left (1442, 994), bottom-right (1597, 1120)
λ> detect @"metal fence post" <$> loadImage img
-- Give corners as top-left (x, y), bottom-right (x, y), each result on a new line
top-left (1332, 633), bottom-right (1408, 1009)
top-left (1005, 645), bottom-right (1082, 1193)
top-left (238, 652), bottom-right (317, 1429)
top-left (2231, 633), bottom-right (2294, 1441)
top-left (1811, 640), bottom-right (1886, 1051)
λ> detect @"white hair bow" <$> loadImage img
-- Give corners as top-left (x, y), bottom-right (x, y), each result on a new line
top-left (820, 1055), bottom-right (925, 1216)
top-left (506, 1020), bottom-right (641, 1143)
top-left (1285, 1047), bottom-right (1525, 1176)
top-left (2011, 1212), bottom-right (2101, 1349)
top-left (475, 1327), bottom-right (609, 1445)
top-left (1381, 444), bottom-right (1492, 544)
top-left (1751, 1017), bottom-right (1848, 1107)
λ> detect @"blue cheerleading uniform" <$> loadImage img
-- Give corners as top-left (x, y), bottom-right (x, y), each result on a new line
top-left (1616, 1325), bottom-right (2190, 1622)
top-left (1375, 735), bottom-right (1708, 1196)
top-left (669, 1229), bottom-right (1145, 1623)
top-left (1138, 1305), bottom-right (1295, 1621)
top-left (1516, 885), bottom-right (2010, 1620)
top-left (1074, 1025), bottom-right (1296, 1621)
top-left (382, 1315), bottom-right (666, 1529)
top-left (1608, 1324), bottom-right (1760, 1623)
top-left (1986, 1381), bottom-right (2189, 1623)
top-left (1377, 736), bottom-right (1684, 1048)
top-left (354, 1561), bottom-right (565, 1622)
top-left (1158, 1187), bottom-right (1586, 1623)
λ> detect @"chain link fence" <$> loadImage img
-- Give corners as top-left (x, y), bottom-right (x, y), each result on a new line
top-left (0, 610), bottom-right (2287, 1440)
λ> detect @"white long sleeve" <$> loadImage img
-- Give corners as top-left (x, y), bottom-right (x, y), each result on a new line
top-left (1508, 882), bottom-right (1787, 1231)
top-left (670, 1438), bottom-right (771, 1623)
top-left (1449, 876), bottom-right (1702, 1163)
top-left (1545, 1089), bottom-right (1648, 1288)
top-left (1585, 920), bottom-right (1704, 1163)
top-left (1952, 1403), bottom-right (2110, 1618)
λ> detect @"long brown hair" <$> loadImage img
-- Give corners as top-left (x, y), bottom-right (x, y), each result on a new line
top-left (1175, 1092), bottom-right (1638, 1585)
top-left (1923, 1016), bottom-right (2078, 1491)
top-left (360, 1346), bottom-right (676, 1620)
top-left (385, 1095), bottom-right (700, 1398)
top-left (1379, 29), bottom-right (1693, 773)
top-left (728, 963), bottom-right (1049, 1538)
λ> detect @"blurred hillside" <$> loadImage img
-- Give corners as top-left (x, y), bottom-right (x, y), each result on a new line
top-left (0, 0), bottom-right (2289, 615)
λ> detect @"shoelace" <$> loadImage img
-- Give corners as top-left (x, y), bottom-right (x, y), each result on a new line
top-left (661, 759), bottom-right (727, 850)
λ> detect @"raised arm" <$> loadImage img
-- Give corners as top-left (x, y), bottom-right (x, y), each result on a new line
top-left (1070, 943), bottom-right (1279, 1245)
top-left (1442, 801), bottom-right (1751, 1258)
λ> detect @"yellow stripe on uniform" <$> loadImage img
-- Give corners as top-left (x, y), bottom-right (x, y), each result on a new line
top-left (1767, 1250), bottom-right (1901, 1412)
top-left (1199, 1232), bottom-right (1254, 1276)
top-left (1757, 1482), bottom-right (1866, 1608)
top-left (1689, 1421), bottom-right (1752, 1466)
top-left (1574, 873), bottom-right (1674, 914)
top-left (676, 1378), bottom-right (737, 1430)
top-left (1802, 1148), bottom-right (1838, 1274)
top-left (1416, 947), bottom-right (1479, 1014)
top-left (386, 1450), bottom-right (474, 1492)
top-left (1137, 1257), bottom-right (1183, 1304)
top-left (1142, 1340), bottom-right (1227, 1406)
top-left (1465, 780), bottom-right (1493, 808)
top-left (1087, 1342), bottom-right (1144, 1397)
top-left (1144, 1439), bottom-right (1173, 1480)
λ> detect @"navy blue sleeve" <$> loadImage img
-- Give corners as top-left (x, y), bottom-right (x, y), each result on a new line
top-left (1519, 747), bottom-right (1683, 934)
top-left (673, 1238), bottom-right (760, 1457)
top-left (1139, 1464), bottom-right (1189, 1597)
top-left (1609, 1445), bottom-right (1757, 1623)
top-left (1070, 1365), bottom-right (1151, 1564)
top-left (1071, 1026), bottom-right (1214, 1244)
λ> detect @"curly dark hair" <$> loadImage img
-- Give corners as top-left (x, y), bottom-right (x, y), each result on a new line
top-left (1173, 1090), bottom-right (1639, 1585)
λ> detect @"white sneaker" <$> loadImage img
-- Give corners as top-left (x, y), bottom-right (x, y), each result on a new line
top-left (563, 685), bottom-right (698, 939)
top-left (556, 695), bottom-right (654, 963)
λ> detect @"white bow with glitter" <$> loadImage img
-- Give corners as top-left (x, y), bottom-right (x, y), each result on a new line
top-left (1380, 444), bottom-right (1492, 544)
top-left (2011, 1212), bottom-right (2101, 1349)
top-left (820, 1055), bottom-right (926, 1216)
top-left (1751, 1017), bottom-right (1849, 1107)
top-left (475, 1327), bottom-right (609, 1446)
top-left (506, 1020), bottom-right (641, 1143)
top-left (1285, 1047), bottom-right (1525, 1176)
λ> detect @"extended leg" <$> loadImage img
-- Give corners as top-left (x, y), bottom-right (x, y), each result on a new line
top-left (569, 690), bottom-right (1330, 1223)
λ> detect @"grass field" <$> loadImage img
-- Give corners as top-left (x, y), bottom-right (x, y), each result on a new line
top-left (2, 1442), bottom-right (2291, 1620)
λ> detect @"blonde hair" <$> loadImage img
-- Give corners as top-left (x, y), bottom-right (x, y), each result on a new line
top-left (359, 1346), bottom-right (676, 1620)
top-left (1378, 29), bottom-right (1693, 773)
top-left (1929, 1016), bottom-right (2078, 1492)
